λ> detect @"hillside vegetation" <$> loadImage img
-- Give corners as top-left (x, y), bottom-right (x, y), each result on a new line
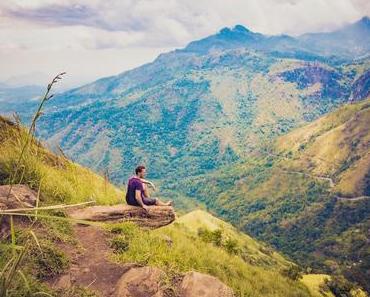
top-left (3, 20), bottom-right (365, 184)
top-left (0, 114), bottom-right (322, 297)
top-left (165, 99), bottom-right (370, 291)
top-left (111, 212), bottom-right (311, 297)
top-left (275, 99), bottom-right (370, 197)
top-left (34, 55), bottom-right (369, 184)
top-left (0, 115), bottom-right (122, 205)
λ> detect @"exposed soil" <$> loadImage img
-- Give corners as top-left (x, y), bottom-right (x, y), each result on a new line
top-left (49, 224), bottom-right (138, 296)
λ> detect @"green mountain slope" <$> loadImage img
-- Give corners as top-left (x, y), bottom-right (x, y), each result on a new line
top-left (0, 115), bottom-right (122, 205)
top-left (114, 209), bottom-right (317, 297)
top-left (34, 54), bottom-right (369, 183)
top-left (166, 99), bottom-right (370, 291)
top-left (0, 115), bottom-right (323, 297)
top-left (17, 23), bottom-right (366, 184)
top-left (176, 209), bottom-right (291, 268)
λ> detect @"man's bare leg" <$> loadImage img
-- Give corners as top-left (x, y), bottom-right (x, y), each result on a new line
top-left (155, 198), bottom-right (173, 206)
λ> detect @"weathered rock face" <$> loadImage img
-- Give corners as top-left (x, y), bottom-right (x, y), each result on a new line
top-left (179, 271), bottom-right (234, 297)
top-left (0, 184), bottom-right (37, 210)
top-left (68, 205), bottom-right (176, 229)
top-left (114, 266), bottom-right (165, 297)
top-left (0, 184), bottom-right (38, 237)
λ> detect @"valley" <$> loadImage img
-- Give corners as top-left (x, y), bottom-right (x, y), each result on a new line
top-left (0, 15), bottom-right (369, 297)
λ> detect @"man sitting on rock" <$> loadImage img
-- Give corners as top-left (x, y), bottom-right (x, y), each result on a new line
top-left (125, 165), bottom-right (172, 211)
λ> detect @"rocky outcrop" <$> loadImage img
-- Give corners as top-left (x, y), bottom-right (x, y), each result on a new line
top-left (113, 267), bottom-right (235, 297)
top-left (179, 271), bottom-right (235, 297)
top-left (0, 184), bottom-right (38, 237)
top-left (0, 184), bottom-right (37, 210)
top-left (68, 205), bottom-right (176, 229)
top-left (114, 266), bottom-right (165, 297)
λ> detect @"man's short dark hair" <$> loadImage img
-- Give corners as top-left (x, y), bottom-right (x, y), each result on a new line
top-left (135, 165), bottom-right (146, 175)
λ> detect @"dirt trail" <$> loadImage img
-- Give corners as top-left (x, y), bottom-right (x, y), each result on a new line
top-left (50, 225), bottom-right (135, 296)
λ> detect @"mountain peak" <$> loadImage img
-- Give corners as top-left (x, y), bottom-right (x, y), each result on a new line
top-left (358, 16), bottom-right (370, 26)
top-left (219, 24), bottom-right (252, 35)
top-left (233, 24), bottom-right (251, 33)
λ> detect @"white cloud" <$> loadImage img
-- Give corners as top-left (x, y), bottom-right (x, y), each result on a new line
top-left (0, 0), bottom-right (369, 87)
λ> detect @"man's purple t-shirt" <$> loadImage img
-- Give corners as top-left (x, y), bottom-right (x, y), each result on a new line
top-left (125, 177), bottom-right (144, 206)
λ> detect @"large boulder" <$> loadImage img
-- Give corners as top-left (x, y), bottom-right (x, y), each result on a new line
top-left (0, 184), bottom-right (37, 210)
top-left (179, 271), bottom-right (234, 297)
top-left (114, 266), bottom-right (165, 297)
top-left (68, 205), bottom-right (175, 229)
top-left (0, 184), bottom-right (38, 237)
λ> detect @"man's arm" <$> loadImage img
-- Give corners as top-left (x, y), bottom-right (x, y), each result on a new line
top-left (142, 183), bottom-right (150, 198)
top-left (139, 178), bottom-right (156, 190)
top-left (135, 189), bottom-right (148, 210)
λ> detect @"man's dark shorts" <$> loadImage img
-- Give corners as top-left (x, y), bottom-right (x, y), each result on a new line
top-left (142, 197), bottom-right (157, 206)
top-left (127, 196), bottom-right (157, 206)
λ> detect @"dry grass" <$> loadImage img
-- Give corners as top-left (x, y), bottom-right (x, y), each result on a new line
top-left (0, 74), bottom-right (124, 297)
top-left (110, 219), bottom-right (311, 297)
top-left (300, 274), bottom-right (334, 297)
top-left (0, 115), bottom-right (122, 205)
top-left (275, 98), bottom-right (370, 196)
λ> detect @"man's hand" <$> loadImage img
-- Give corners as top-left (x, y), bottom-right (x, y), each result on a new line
top-left (142, 204), bottom-right (150, 212)
top-left (148, 182), bottom-right (156, 191)
top-left (140, 178), bottom-right (156, 191)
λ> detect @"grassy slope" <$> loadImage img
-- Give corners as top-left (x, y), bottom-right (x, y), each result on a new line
top-left (300, 274), bottom-right (334, 297)
top-left (275, 98), bottom-right (370, 197)
top-left (111, 212), bottom-right (313, 297)
top-left (0, 115), bottom-right (315, 297)
top-left (176, 209), bottom-right (290, 268)
top-left (0, 115), bottom-right (122, 205)
top-left (166, 99), bottom-right (370, 291)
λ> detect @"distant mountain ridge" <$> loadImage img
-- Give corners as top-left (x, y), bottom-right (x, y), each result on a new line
top-left (0, 18), bottom-right (369, 184)
top-left (8, 16), bottom-right (362, 183)
top-left (184, 16), bottom-right (370, 60)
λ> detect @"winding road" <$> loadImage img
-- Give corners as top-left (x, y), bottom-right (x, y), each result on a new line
top-left (278, 169), bottom-right (370, 202)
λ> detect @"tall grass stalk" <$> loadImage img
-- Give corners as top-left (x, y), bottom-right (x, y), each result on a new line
top-left (6, 72), bottom-right (66, 200)
top-left (1, 73), bottom-right (67, 297)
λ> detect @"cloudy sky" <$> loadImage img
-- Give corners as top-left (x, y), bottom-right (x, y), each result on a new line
top-left (0, 0), bottom-right (369, 89)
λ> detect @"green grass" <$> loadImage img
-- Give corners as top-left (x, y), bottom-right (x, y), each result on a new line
top-left (108, 217), bottom-right (311, 297)
top-left (0, 115), bottom-right (123, 206)
top-left (300, 274), bottom-right (334, 297)
top-left (0, 109), bottom-right (122, 296)
top-left (163, 99), bottom-right (370, 293)
top-left (176, 209), bottom-right (292, 269)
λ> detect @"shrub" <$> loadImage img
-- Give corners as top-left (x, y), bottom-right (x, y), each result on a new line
top-left (110, 235), bottom-right (130, 253)
top-left (224, 238), bottom-right (239, 255)
top-left (280, 265), bottom-right (303, 281)
top-left (31, 240), bottom-right (69, 280)
top-left (197, 228), bottom-right (223, 247)
top-left (323, 275), bottom-right (355, 297)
